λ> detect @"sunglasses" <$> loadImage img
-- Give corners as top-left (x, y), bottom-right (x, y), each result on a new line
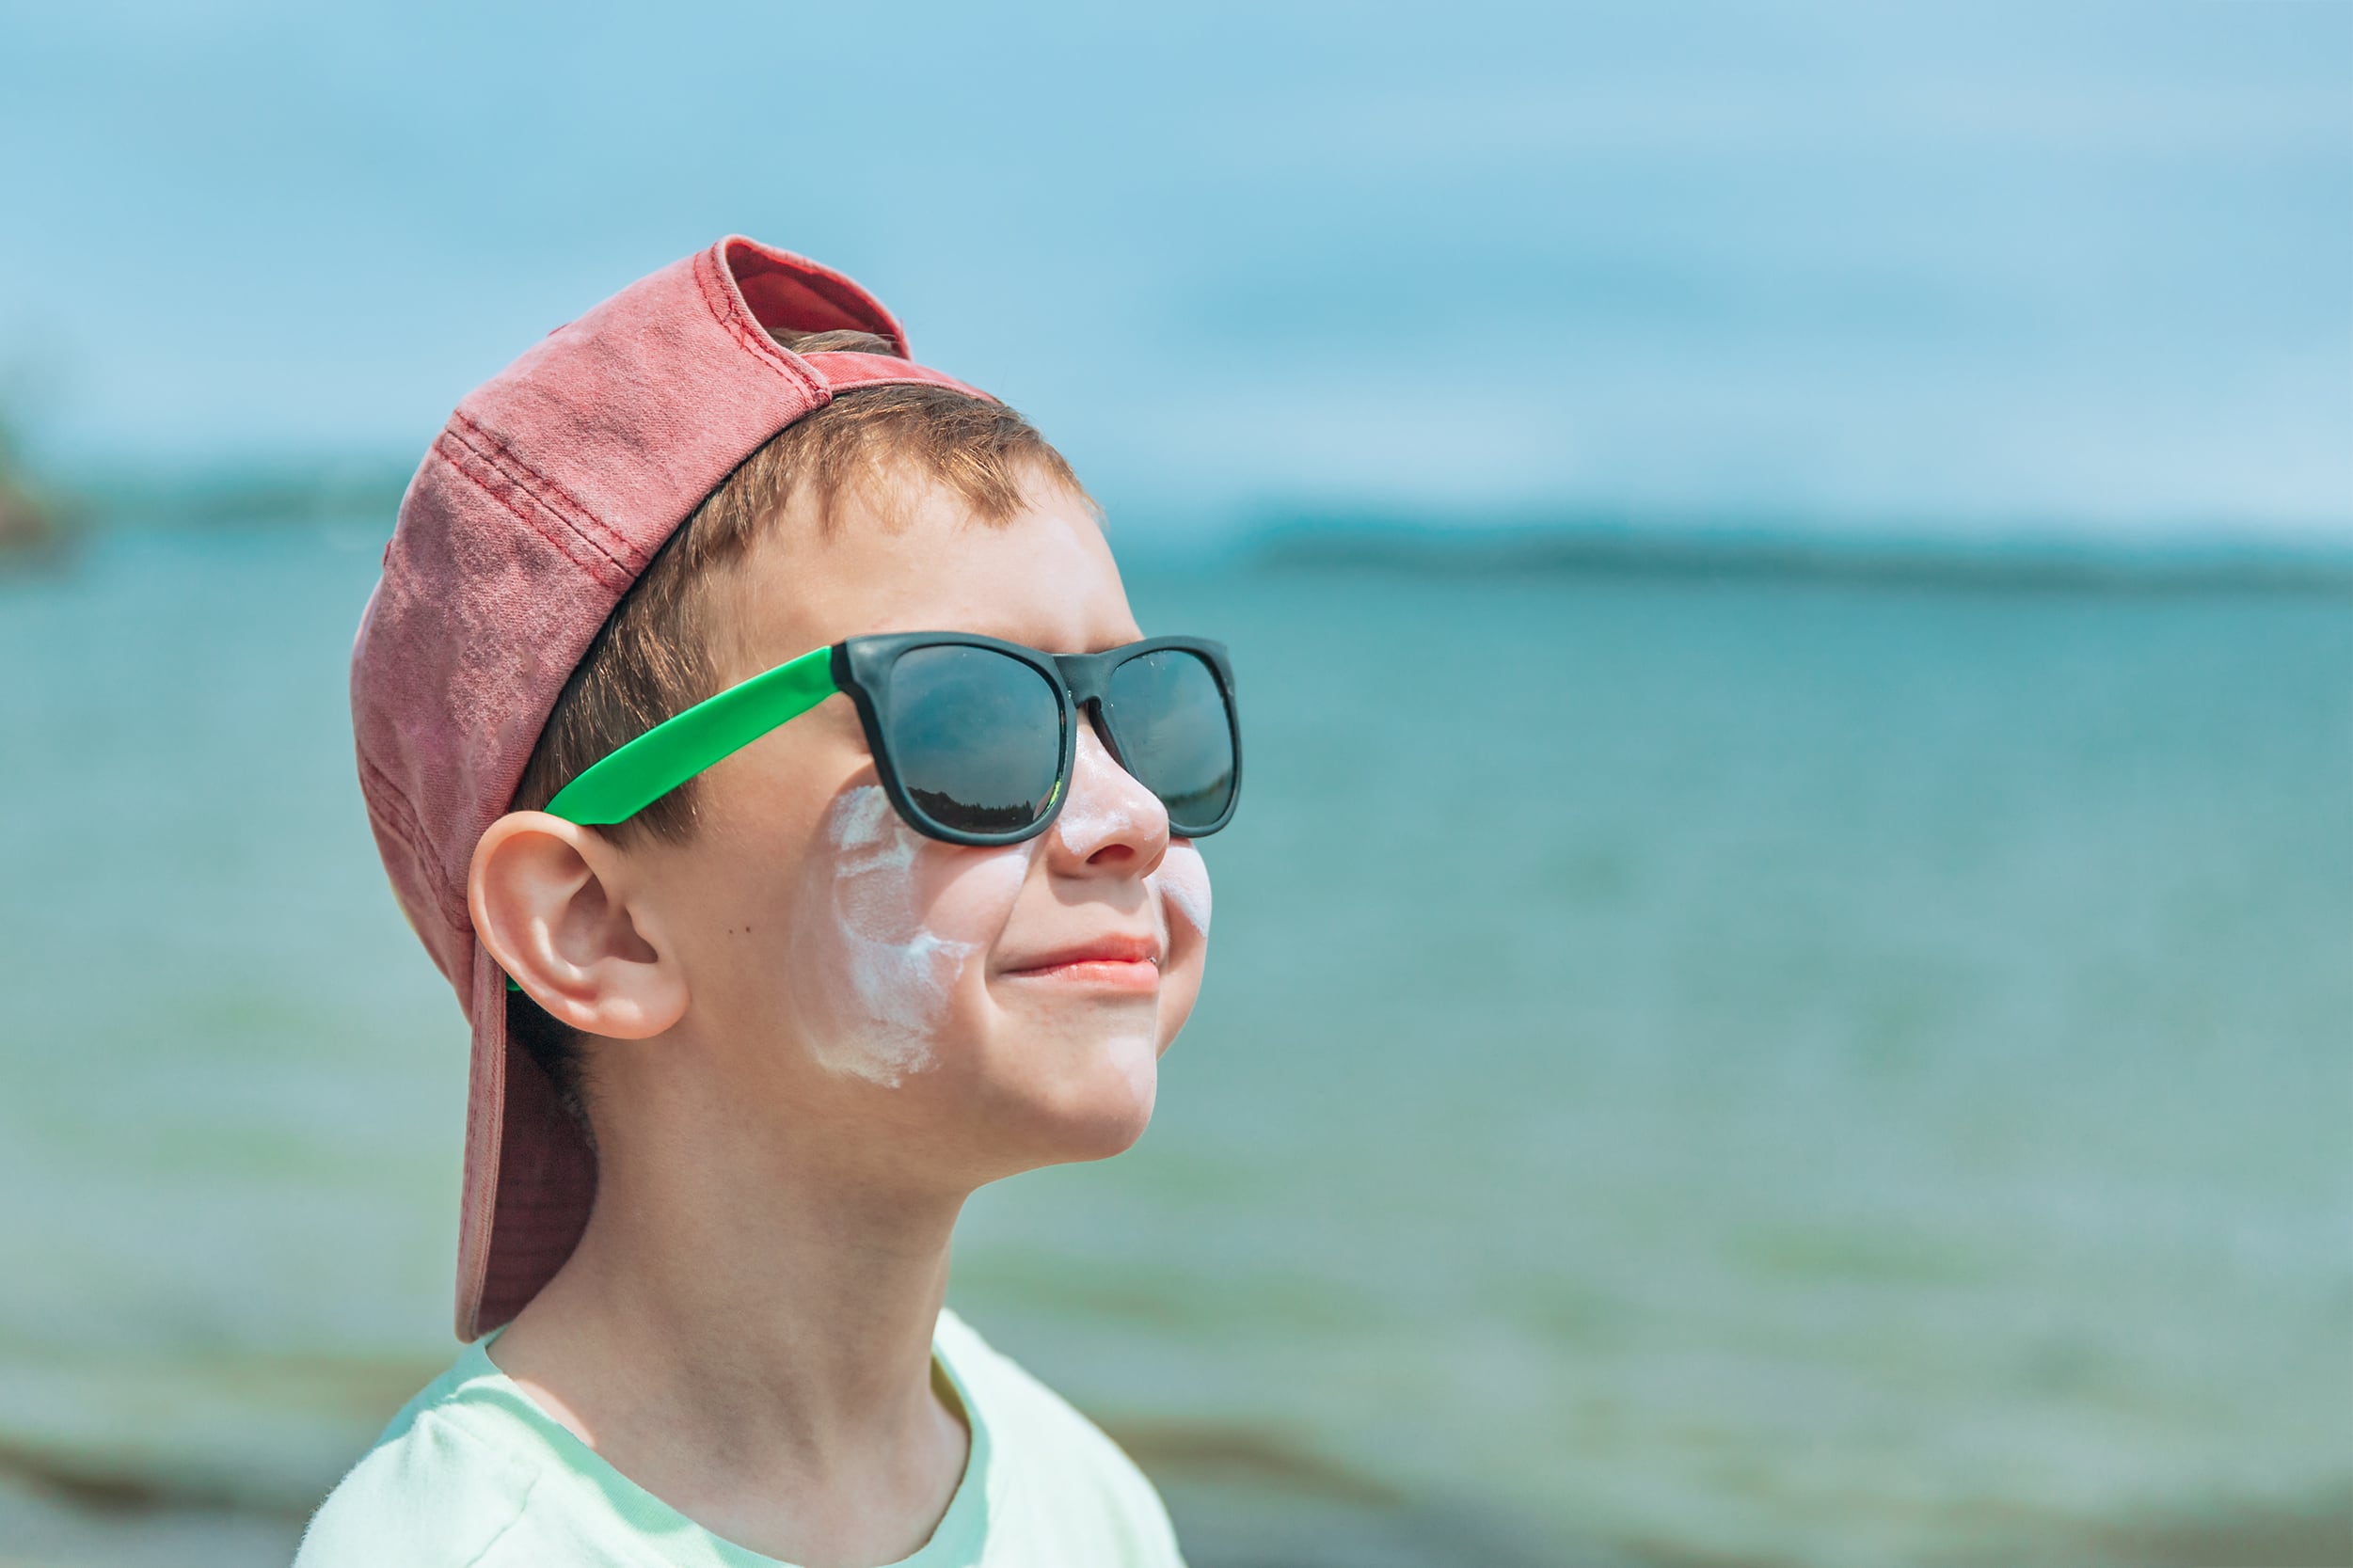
top-left (543, 632), bottom-right (1241, 847)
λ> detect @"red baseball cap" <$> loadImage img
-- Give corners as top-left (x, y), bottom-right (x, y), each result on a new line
top-left (351, 237), bottom-right (992, 1339)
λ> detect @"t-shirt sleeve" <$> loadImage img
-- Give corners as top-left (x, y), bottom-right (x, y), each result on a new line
top-left (294, 1409), bottom-right (539, 1568)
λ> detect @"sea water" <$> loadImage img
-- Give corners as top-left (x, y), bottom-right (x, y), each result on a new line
top-left (1, 522), bottom-right (2347, 1566)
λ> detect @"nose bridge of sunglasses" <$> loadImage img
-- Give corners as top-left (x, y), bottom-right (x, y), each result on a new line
top-left (1066, 691), bottom-right (1136, 777)
top-left (1048, 652), bottom-right (1120, 753)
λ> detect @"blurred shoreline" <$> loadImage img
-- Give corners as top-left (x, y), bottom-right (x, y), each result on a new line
top-left (1248, 515), bottom-right (2353, 596)
top-left (9, 460), bottom-right (2350, 599)
top-left (0, 445), bottom-right (64, 560)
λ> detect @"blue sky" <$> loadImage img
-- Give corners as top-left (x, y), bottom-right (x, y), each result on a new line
top-left (3, 2), bottom-right (2347, 541)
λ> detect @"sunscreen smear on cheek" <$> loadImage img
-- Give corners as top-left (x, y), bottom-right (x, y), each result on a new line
top-left (808, 786), bottom-right (1031, 1087)
top-left (1152, 841), bottom-right (1212, 939)
top-left (817, 786), bottom-right (973, 1086)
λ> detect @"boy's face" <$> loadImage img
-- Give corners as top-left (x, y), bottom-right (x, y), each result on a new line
top-left (614, 469), bottom-right (1211, 1189)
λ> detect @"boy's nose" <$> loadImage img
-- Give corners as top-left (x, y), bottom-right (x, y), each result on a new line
top-left (1050, 723), bottom-right (1169, 871)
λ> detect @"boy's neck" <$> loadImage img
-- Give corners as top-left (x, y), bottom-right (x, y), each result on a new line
top-left (484, 1082), bottom-right (974, 1560)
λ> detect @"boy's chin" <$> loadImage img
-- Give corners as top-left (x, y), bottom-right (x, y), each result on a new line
top-left (1069, 1029), bottom-right (1160, 1159)
top-left (978, 1024), bottom-right (1160, 1170)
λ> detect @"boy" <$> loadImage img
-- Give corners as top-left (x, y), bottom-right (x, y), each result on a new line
top-left (299, 237), bottom-right (1234, 1565)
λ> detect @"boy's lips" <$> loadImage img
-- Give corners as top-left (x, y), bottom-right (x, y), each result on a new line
top-left (998, 932), bottom-right (1162, 991)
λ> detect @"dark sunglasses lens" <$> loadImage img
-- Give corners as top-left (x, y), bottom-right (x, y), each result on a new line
top-left (884, 645), bottom-right (1065, 837)
top-left (1105, 649), bottom-right (1236, 832)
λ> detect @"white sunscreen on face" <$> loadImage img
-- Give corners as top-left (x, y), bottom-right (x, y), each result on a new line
top-left (1048, 792), bottom-right (1122, 855)
top-left (1152, 841), bottom-right (1213, 939)
top-left (1054, 730), bottom-right (1166, 860)
top-left (815, 785), bottom-right (978, 1086)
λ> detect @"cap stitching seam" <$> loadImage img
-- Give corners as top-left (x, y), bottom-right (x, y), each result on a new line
top-left (355, 756), bottom-right (471, 931)
top-left (432, 431), bottom-right (632, 592)
top-left (446, 411), bottom-right (640, 571)
top-left (693, 247), bottom-right (828, 399)
top-left (435, 427), bottom-right (629, 585)
top-left (354, 753), bottom-right (426, 857)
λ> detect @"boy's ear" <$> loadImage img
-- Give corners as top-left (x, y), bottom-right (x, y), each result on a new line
top-left (468, 813), bottom-right (687, 1040)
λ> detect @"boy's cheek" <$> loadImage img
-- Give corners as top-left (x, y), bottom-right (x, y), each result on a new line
top-left (1154, 944), bottom-right (1207, 1056)
top-left (1153, 842), bottom-right (1212, 942)
top-left (922, 839), bottom-right (1039, 947)
top-left (765, 785), bottom-right (1036, 1089)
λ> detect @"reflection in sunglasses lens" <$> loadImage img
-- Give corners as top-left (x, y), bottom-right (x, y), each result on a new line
top-left (1105, 650), bottom-right (1235, 832)
top-left (886, 646), bottom-right (1064, 835)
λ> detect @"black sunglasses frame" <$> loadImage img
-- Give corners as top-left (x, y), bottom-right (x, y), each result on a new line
top-left (830, 632), bottom-right (1242, 847)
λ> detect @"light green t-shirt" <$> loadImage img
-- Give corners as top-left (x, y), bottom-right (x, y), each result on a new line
top-left (294, 1307), bottom-right (1184, 1567)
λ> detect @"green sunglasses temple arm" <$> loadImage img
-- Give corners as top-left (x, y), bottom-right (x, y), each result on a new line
top-left (541, 643), bottom-right (840, 826)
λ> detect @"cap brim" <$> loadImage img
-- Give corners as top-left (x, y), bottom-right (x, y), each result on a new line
top-left (455, 940), bottom-right (596, 1341)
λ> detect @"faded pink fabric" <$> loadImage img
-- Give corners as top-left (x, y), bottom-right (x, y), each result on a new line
top-left (351, 237), bottom-right (993, 1340)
